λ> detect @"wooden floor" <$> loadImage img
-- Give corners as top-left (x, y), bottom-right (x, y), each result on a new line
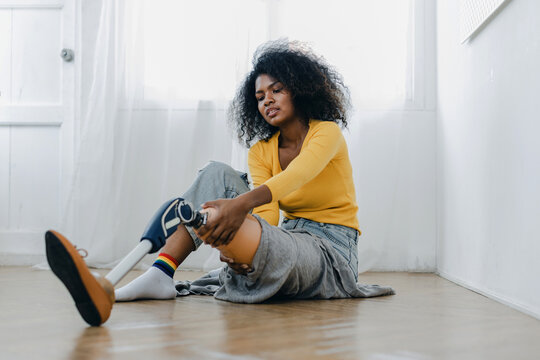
top-left (1, 268), bottom-right (540, 360)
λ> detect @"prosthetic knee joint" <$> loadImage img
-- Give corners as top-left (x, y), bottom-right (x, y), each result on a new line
top-left (141, 198), bottom-right (207, 253)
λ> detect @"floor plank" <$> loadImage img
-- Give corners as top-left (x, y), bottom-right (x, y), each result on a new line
top-left (1, 267), bottom-right (539, 359)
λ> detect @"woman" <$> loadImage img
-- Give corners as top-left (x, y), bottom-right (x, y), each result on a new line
top-left (46, 41), bottom-right (394, 326)
top-left (113, 40), bottom-right (394, 303)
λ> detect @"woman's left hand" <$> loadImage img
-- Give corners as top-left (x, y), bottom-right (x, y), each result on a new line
top-left (194, 197), bottom-right (249, 247)
top-left (220, 253), bottom-right (252, 275)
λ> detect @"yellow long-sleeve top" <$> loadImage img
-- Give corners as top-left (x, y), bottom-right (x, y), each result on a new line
top-left (248, 119), bottom-right (360, 232)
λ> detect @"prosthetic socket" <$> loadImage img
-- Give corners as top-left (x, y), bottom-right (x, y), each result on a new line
top-left (141, 198), bottom-right (207, 253)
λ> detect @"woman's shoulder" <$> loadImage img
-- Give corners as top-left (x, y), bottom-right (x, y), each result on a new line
top-left (311, 119), bottom-right (341, 130)
top-left (248, 132), bottom-right (279, 156)
top-left (309, 119), bottom-right (344, 138)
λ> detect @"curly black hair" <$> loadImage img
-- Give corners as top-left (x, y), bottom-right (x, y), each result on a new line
top-left (228, 39), bottom-right (351, 148)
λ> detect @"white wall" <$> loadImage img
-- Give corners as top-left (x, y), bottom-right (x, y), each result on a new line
top-left (437, 0), bottom-right (540, 318)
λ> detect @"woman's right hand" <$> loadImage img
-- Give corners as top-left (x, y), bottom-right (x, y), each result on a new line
top-left (195, 185), bottom-right (271, 247)
top-left (194, 197), bottom-right (249, 247)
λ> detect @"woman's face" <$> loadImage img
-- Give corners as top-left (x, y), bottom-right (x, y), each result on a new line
top-left (255, 74), bottom-right (297, 128)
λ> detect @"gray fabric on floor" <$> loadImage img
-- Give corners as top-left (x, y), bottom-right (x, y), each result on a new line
top-left (175, 215), bottom-right (395, 303)
top-left (175, 268), bottom-right (222, 296)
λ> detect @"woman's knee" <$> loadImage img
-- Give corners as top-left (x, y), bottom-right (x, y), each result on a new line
top-left (199, 161), bottom-right (235, 177)
top-left (198, 161), bottom-right (250, 190)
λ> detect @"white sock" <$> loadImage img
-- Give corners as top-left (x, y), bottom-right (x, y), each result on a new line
top-left (115, 267), bottom-right (177, 301)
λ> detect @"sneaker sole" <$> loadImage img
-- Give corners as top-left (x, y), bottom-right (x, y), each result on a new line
top-left (45, 230), bottom-right (113, 326)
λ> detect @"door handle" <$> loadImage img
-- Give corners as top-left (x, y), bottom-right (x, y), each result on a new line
top-left (60, 48), bottom-right (74, 62)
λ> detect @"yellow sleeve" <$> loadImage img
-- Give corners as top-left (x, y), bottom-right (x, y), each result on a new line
top-left (248, 143), bottom-right (280, 226)
top-left (264, 122), bottom-right (342, 202)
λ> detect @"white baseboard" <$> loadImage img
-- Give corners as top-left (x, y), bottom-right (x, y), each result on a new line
top-left (0, 253), bottom-right (46, 266)
top-left (437, 270), bottom-right (540, 321)
top-left (0, 230), bottom-right (46, 266)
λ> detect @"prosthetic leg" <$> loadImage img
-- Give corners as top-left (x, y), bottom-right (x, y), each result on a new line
top-left (105, 198), bottom-right (207, 286)
top-left (45, 198), bottom-right (206, 327)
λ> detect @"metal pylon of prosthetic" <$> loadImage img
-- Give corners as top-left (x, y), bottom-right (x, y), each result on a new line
top-left (105, 198), bottom-right (206, 286)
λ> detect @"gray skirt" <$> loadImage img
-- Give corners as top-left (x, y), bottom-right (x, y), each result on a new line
top-left (176, 215), bottom-right (395, 303)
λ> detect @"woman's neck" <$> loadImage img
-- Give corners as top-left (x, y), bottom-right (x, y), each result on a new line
top-left (278, 118), bottom-right (310, 148)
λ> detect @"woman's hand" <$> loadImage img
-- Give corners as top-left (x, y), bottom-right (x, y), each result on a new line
top-left (194, 197), bottom-right (250, 247)
top-left (220, 253), bottom-right (252, 275)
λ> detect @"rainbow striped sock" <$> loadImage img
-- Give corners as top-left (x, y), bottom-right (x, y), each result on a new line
top-left (152, 252), bottom-right (179, 278)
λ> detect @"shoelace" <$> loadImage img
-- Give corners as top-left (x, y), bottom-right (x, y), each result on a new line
top-left (74, 245), bottom-right (88, 258)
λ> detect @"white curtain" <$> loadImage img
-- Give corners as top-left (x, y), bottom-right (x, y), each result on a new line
top-left (60, 0), bottom-right (413, 271)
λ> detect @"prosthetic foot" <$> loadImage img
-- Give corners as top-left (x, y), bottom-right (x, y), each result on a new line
top-left (46, 198), bottom-right (205, 326)
top-left (45, 230), bottom-right (115, 326)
